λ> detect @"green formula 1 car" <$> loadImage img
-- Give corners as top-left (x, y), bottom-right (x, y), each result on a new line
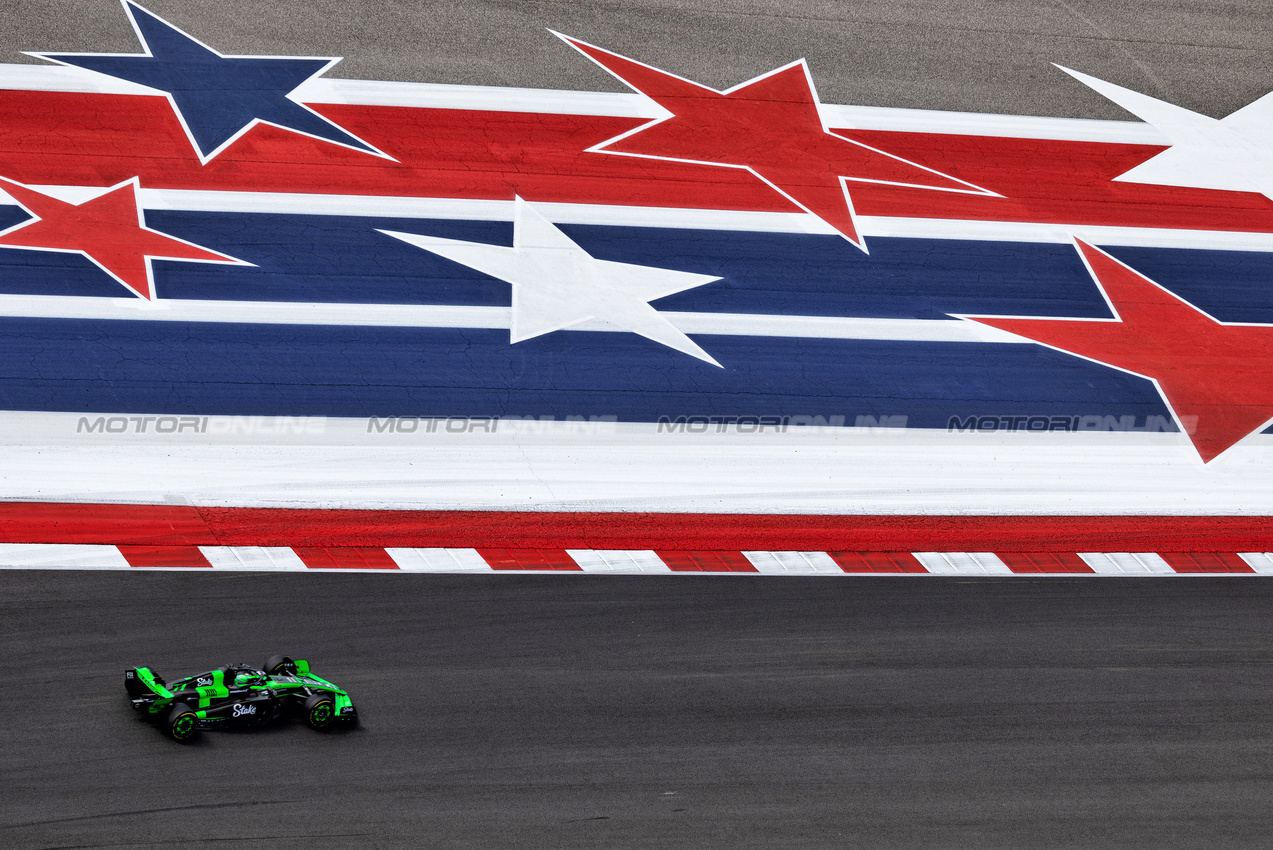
top-left (125, 655), bottom-right (357, 741)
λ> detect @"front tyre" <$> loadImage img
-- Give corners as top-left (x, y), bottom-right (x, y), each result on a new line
top-left (166, 703), bottom-right (199, 742)
top-left (304, 694), bottom-right (335, 730)
top-left (263, 654), bottom-right (295, 675)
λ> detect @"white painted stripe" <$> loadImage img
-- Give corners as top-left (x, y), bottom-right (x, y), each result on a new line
top-left (568, 549), bottom-right (672, 573)
top-left (1238, 553), bottom-right (1273, 575)
top-left (913, 552), bottom-right (1014, 575)
top-left (298, 78), bottom-right (663, 118)
top-left (856, 217), bottom-right (1273, 253)
top-left (198, 546), bottom-right (308, 571)
top-left (10, 187), bottom-right (1268, 253)
top-left (0, 64), bottom-right (1164, 144)
top-left (676, 312), bottom-right (1018, 343)
top-left (817, 104), bottom-right (1163, 144)
top-left (0, 293), bottom-right (1022, 345)
top-left (0, 543), bottom-right (129, 569)
top-left (1079, 552), bottom-right (1175, 575)
top-left (0, 63), bottom-right (161, 96)
top-left (385, 547), bottom-right (491, 572)
top-left (134, 190), bottom-right (834, 234)
top-left (743, 550), bottom-right (844, 575)
top-left (1, 435), bottom-right (1268, 513)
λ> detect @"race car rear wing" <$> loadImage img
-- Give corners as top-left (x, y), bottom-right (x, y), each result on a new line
top-left (125, 666), bottom-right (173, 700)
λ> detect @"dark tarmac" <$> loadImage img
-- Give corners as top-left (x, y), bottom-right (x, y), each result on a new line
top-left (2, 573), bottom-right (1272, 848)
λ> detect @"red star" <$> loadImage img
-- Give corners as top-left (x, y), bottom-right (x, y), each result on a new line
top-left (0, 177), bottom-right (241, 299)
top-left (555, 33), bottom-right (993, 251)
top-left (964, 240), bottom-right (1273, 462)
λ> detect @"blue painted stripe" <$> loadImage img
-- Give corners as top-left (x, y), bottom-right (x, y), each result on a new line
top-left (0, 208), bottom-right (1109, 317)
top-left (0, 317), bottom-right (1170, 425)
top-left (4, 209), bottom-right (1272, 325)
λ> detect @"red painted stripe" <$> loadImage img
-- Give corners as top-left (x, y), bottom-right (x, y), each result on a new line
top-left (0, 92), bottom-right (1269, 234)
top-left (118, 545), bottom-right (211, 568)
top-left (293, 547), bottom-right (400, 570)
top-left (0, 94), bottom-right (781, 210)
top-left (657, 551), bottom-right (757, 572)
top-left (840, 129), bottom-right (1271, 232)
top-left (996, 552), bottom-right (1094, 574)
top-left (4, 503), bottom-right (1273, 551)
top-left (1157, 552), bottom-right (1255, 573)
top-left (477, 549), bottom-right (580, 571)
top-left (828, 552), bottom-right (927, 573)
top-left (0, 502), bottom-right (214, 545)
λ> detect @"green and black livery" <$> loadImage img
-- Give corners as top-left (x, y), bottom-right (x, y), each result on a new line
top-left (125, 654), bottom-right (357, 741)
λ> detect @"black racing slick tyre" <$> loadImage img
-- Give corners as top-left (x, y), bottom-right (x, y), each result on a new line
top-left (264, 654), bottom-right (295, 675)
top-left (166, 703), bottom-right (199, 742)
top-left (304, 694), bottom-right (335, 730)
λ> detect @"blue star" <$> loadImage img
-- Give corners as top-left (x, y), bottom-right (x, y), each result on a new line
top-left (34, 0), bottom-right (382, 163)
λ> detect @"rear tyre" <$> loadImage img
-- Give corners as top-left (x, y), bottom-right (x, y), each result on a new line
top-left (166, 703), bottom-right (199, 742)
top-left (304, 694), bottom-right (335, 730)
top-left (263, 654), bottom-right (295, 675)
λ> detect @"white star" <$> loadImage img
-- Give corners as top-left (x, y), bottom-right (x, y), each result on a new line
top-left (379, 198), bottom-right (723, 365)
top-left (1057, 64), bottom-right (1273, 198)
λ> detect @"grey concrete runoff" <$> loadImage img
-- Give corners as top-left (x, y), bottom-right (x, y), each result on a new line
top-left (2, 572), bottom-right (1273, 849)
top-left (0, 0), bottom-right (1270, 121)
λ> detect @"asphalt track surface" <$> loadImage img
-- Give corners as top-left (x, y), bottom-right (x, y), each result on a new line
top-left (3, 0), bottom-right (1273, 847)
top-left (3, 573), bottom-right (1273, 849)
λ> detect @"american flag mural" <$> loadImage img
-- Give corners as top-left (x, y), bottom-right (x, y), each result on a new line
top-left (2, 1), bottom-right (1273, 567)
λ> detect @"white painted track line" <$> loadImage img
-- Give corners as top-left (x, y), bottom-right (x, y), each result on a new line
top-left (1079, 552), bottom-right (1175, 575)
top-left (1239, 553), bottom-right (1273, 575)
top-left (913, 552), bottom-right (1013, 575)
top-left (386, 547), bottom-right (491, 572)
top-left (0, 293), bottom-right (1021, 345)
top-left (568, 550), bottom-right (672, 573)
top-left (199, 546), bottom-right (308, 570)
top-left (0, 543), bottom-right (129, 569)
top-left (743, 551), bottom-right (844, 575)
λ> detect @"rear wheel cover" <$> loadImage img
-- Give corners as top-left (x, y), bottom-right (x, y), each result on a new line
top-left (170, 710), bottom-right (198, 740)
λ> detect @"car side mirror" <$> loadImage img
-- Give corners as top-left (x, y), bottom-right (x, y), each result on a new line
top-left (294, 659), bottom-right (310, 674)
